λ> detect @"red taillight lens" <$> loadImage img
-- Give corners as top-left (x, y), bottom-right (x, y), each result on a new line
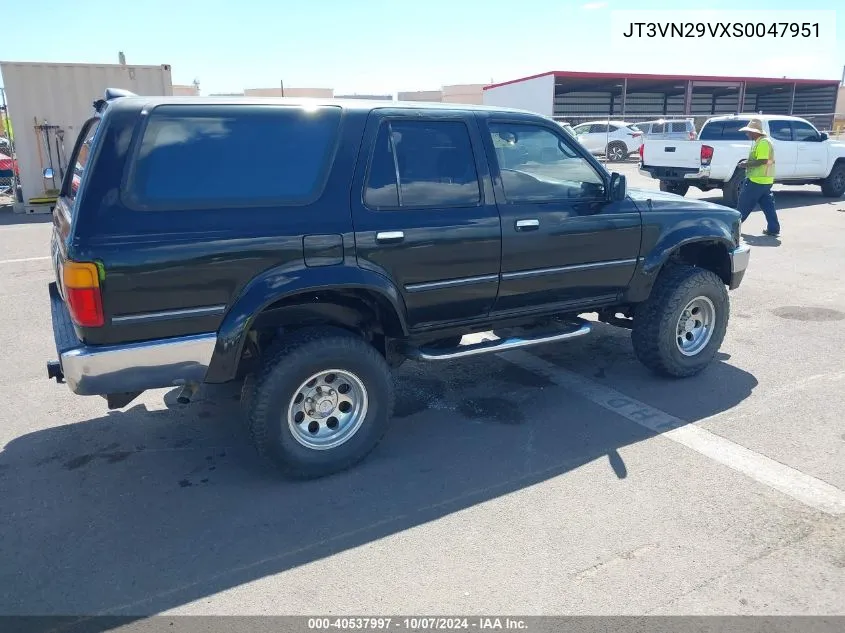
top-left (638, 144), bottom-right (644, 160)
top-left (700, 144), bottom-right (714, 166)
top-left (63, 261), bottom-right (104, 327)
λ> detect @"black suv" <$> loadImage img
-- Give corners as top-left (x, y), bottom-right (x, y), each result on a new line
top-left (46, 89), bottom-right (750, 479)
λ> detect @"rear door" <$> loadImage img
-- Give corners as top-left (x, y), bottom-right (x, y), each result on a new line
top-left (481, 115), bottom-right (642, 314)
top-left (350, 108), bottom-right (501, 330)
top-left (766, 119), bottom-right (797, 178)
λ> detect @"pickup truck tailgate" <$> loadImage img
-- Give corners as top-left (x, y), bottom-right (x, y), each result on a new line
top-left (642, 140), bottom-right (701, 169)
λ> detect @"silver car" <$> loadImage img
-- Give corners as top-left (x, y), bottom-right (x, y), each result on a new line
top-left (635, 119), bottom-right (697, 141)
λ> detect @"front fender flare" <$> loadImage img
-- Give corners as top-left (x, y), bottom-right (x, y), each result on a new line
top-left (204, 264), bottom-right (408, 383)
top-left (625, 220), bottom-right (735, 303)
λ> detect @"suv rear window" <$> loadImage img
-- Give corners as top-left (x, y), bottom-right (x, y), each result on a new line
top-left (699, 119), bottom-right (749, 141)
top-left (126, 104), bottom-right (341, 208)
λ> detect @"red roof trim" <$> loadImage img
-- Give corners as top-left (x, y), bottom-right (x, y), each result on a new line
top-left (483, 70), bottom-right (839, 90)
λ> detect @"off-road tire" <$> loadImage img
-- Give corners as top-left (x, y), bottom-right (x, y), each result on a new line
top-left (247, 326), bottom-right (394, 479)
top-left (821, 163), bottom-right (845, 198)
top-left (722, 170), bottom-right (745, 208)
top-left (659, 180), bottom-right (689, 197)
top-left (631, 264), bottom-right (729, 378)
top-left (606, 141), bottom-right (627, 163)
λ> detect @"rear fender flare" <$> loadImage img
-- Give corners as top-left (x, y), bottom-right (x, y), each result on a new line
top-left (205, 264), bottom-right (408, 383)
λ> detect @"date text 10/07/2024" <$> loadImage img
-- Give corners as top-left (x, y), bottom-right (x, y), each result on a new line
top-left (621, 22), bottom-right (820, 38)
top-left (307, 617), bottom-right (529, 630)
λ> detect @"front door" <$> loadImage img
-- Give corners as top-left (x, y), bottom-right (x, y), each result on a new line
top-left (350, 109), bottom-right (501, 330)
top-left (791, 120), bottom-right (828, 178)
top-left (481, 116), bottom-right (642, 315)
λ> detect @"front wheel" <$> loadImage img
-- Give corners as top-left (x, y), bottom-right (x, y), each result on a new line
top-left (631, 265), bottom-right (729, 378)
top-left (248, 327), bottom-right (394, 479)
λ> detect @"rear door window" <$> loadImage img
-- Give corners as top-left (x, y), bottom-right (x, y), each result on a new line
top-left (364, 119), bottom-right (481, 209)
top-left (126, 104), bottom-right (342, 209)
top-left (699, 120), bottom-right (749, 140)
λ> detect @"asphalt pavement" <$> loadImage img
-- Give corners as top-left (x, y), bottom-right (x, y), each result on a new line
top-left (0, 165), bottom-right (843, 618)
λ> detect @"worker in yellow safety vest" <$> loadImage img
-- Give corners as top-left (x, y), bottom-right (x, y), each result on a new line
top-left (736, 118), bottom-right (780, 237)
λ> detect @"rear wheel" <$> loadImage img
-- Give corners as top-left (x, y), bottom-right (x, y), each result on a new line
top-left (659, 180), bottom-right (689, 196)
top-left (631, 264), bottom-right (729, 378)
top-left (247, 327), bottom-right (394, 479)
top-left (821, 163), bottom-right (845, 198)
top-left (722, 170), bottom-right (744, 208)
top-left (606, 142), bottom-right (627, 162)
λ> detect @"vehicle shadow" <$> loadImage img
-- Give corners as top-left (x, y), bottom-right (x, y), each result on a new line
top-left (0, 209), bottom-right (52, 226)
top-left (0, 324), bottom-right (757, 629)
top-left (741, 233), bottom-right (781, 247)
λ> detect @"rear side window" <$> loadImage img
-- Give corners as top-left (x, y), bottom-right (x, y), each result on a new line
top-left (127, 105), bottom-right (341, 208)
top-left (670, 122), bottom-right (688, 133)
top-left (363, 120), bottom-right (480, 209)
top-left (700, 120), bottom-right (749, 140)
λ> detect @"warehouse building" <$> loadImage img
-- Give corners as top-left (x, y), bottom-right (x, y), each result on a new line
top-left (483, 71), bottom-right (841, 131)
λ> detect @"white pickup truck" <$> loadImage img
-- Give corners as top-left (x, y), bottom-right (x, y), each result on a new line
top-left (638, 114), bottom-right (845, 207)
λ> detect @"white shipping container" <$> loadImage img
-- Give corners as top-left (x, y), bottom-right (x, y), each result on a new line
top-left (0, 61), bottom-right (173, 204)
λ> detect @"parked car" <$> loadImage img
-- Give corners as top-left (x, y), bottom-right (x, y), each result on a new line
top-left (45, 89), bottom-right (750, 479)
top-left (572, 120), bottom-right (643, 162)
top-left (635, 119), bottom-right (697, 141)
top-left (638, 114), bottom-right (845, 205)
top-left (557, 121), bottom-right (576, 137)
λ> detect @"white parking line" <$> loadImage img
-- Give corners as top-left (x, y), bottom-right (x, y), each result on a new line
top-left (0, 256), bottom-right (50, 265)
top-left (496, 347), bottom-right (845, 516)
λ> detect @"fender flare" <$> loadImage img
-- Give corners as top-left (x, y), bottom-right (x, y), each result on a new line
top-left (204, 264), bottom-right (408, 383)
top-left (625, 222), bottom-right (735, 303)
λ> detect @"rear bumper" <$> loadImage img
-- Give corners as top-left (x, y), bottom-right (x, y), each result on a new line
top-left (639, 165), bottom-right (709, 181)
top-left (48, 282), bottom-right (216, 396)
top-left (729, 241), bottom-right (751, 290)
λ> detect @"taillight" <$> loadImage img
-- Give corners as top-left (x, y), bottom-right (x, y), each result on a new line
top-left (700, 145), bottom-right (714, 167)
top-left (63, 261), bottom-right (104, 327)
top-left (638, 144), bottom-right (644, 161)
top-left (689, 131), bottom-right (696, 140)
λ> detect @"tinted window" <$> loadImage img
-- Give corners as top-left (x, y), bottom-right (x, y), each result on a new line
top-left (128, 105), bottom-right (341, 207)
top-left (769, 120), bottom-right (793, 141)
top-left (589, 124), bottom-right (608, 133)
top-left (792, 121), bottom-right (820, 142)
top-left (364, 120), bottom-right (480, 209)
top-left (68, 119), bottom-right (101, 205)
top-left (651, 123), bottom-right (665, 134)
top-left (699, 120), bottom-right (749, 140)
top-left (670, 122), bottom-right (688, 133)
top-left (489, 122), bottom-right (605, 203)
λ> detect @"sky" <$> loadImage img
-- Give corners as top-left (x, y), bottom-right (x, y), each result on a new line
top-left (1, 0), bottom-right (842, 95)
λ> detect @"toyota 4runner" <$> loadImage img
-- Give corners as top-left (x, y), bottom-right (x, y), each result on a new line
top-left (45, 89), bottom-right (751, 479)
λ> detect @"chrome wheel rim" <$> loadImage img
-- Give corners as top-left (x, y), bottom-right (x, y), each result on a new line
top-left (609, 145), bottom-right (624, 161)
top-left (286, 369), bottom-right (368, 450)
top-left (675, 296), bottom-right (716, 356)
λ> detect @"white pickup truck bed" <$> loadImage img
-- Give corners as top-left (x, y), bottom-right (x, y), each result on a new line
top-left (638, 114), bottom-right (845, 207)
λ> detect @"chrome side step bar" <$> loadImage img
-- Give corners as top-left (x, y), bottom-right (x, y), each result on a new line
top-left (406, 320), bottom-right (592, 361)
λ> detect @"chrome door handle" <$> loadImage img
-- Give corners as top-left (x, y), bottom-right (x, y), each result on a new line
top-left (376, 231), bottom-right (405, 244)
top-left (515, 219), bottom-right (539, 231)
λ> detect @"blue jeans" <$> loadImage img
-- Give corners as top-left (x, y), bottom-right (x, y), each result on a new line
top-left (737, 179), bottom-right (780, 234)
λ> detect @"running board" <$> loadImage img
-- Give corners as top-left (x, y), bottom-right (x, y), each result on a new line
top-left (406, 320), bottom-right (592, 361)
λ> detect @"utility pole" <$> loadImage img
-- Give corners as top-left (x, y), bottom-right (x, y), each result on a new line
top-left (280, 80), bottom-right (285, 97)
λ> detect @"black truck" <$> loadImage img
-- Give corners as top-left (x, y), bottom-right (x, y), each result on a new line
top-left (46, 90), bottom-right (751, 479)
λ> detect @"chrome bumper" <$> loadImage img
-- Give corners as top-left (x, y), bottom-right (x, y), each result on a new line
top-left (729, 241), bottom-right (751, 290)
top-left (48, 282), bottom-right (216, 396)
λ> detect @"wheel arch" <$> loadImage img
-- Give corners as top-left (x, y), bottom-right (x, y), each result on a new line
top-left (205, 265), bottom-right (408, 383)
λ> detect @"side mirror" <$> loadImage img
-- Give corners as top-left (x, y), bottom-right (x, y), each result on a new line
top-left (609, 172), bottom-right (627, 202)
top-left (819, 132), bottom-right (828, 142)
top-left (43, 167), bottom-right (54, 180)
